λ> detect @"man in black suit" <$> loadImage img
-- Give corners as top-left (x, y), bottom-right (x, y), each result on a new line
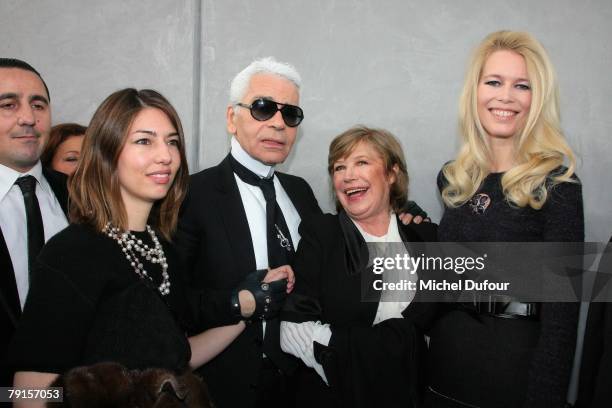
top-left (175, 57), bottom-right (321, 408)
top-left (0, 58), bottom-right (69, 386)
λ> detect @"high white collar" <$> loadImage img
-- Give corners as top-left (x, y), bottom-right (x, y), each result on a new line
top-left (352, 212), bottom-right (400, 243)
top-left (0, 161), bottom-right (44, 201)
top-left (230, 137), bottom-right (275, 179)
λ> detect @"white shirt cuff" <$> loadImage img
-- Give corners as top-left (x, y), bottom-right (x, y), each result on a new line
top-left (280, 320), bottom-right (331, 385)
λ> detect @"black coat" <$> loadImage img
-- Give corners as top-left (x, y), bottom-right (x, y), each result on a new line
top-left (281, 212), bottom-right (438, 408)
top-left (0, 167), bottom-right (68, 386)
top-left (174, 155), bottom-right (321, 408)
top-left (577, 236), bottom-right (612, 408)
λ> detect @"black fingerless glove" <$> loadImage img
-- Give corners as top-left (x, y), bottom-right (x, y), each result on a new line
top-left (403, 200), bottom-right (429, 220)
top-left (231, 269), bottom-right (288, 320)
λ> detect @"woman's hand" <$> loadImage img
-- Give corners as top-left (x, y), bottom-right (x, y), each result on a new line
top-left (12, 371), bottom-right (59, 408)
top-left (398, 200), bottom-right (430, 224)
top-left (398, 213), bottom-right (426, 224)
top-left (189, 322), bottom-right (246, 369)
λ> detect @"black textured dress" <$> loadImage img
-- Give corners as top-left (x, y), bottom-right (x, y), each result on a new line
top-left (425, 168), bottom-right (584, 408)
top-left (9, 223), bottom-right (191, 375)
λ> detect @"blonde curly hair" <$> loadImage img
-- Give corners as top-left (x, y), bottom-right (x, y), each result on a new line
top-left (442, 30), bottom-right (577, 209)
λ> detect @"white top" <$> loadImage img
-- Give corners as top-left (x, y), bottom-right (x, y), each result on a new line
top-left (0, 162), bottom-right (68, 308)
top-left (352, 214), bottom-right (413, 324)
top-left (230, 136), bottom-right (302, 338)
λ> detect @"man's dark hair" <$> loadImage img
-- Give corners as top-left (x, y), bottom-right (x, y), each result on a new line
top-left (0, 58), bottom-right (50, 101)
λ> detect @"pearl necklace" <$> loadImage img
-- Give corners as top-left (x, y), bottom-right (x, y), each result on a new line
top-left (103, 223), bottom-right (171, 296)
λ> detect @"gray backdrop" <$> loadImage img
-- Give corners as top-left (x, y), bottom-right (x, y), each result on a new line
top-left (3, 0), bottom-right (611, 401)
top-left (2, 0), bottom-right (609, 242)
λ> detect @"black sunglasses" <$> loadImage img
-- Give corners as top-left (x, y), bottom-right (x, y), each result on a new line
top-left (235, 98), bottom-right (304, 127)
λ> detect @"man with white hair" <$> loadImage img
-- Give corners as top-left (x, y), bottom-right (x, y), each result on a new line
top-left (176, 57), bottom-right (320, 408)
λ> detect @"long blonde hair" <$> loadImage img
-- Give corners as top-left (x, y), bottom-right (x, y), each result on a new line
top-left (442, 30), bottom-right (576, 209)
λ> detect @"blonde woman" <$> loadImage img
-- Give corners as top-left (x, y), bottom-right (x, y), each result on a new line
top-left (427, 31), bottom-right (584, 407)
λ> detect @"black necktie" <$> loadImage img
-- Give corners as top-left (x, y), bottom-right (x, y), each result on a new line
top-left (230, 156), bottom-right (294, 267)
top-left (15, 175), bottom-right (45, 276)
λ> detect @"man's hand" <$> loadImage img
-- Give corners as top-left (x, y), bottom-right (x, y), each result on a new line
top-left (235, 266), bottom-right (294, 320)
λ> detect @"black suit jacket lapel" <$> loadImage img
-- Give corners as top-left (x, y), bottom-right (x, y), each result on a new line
top-left (276, 172), bottom-right (309, 219)
top-left (217, 154), bottom-right (272, 356)
top-left (42, 167), bottom-right (69, 216)
top-left (336, 212), bottom-right (380, 323)
top-left (216, 155), bottom-right (257, 273)
top-left (0, 227), bottom-right (20, 327)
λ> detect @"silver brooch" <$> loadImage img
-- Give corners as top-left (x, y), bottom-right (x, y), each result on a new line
top-left (469, 193), bottom-right (491, 215)
top-left (274, 224), bottom-right (292, 251)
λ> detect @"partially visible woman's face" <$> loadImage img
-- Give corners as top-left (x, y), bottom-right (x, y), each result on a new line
top-left (51, 134), bottom-right (84, 176)
top-left (477, 50), bottom-right (532, 140)
top-left (332, 141), bottom-right (396, 223)
top-left (116, 108), bottom-right (181, 213)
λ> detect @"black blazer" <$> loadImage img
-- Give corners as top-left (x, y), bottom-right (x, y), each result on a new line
top-left (281, 212), bottom-right (438, 408)
top-left (174, 155), bottom-right (321, 408)
top-left (0, 167), bottom-right (68, 386)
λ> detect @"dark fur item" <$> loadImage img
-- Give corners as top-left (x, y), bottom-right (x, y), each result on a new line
top-left (50, 362), bottom-right (214, 407)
